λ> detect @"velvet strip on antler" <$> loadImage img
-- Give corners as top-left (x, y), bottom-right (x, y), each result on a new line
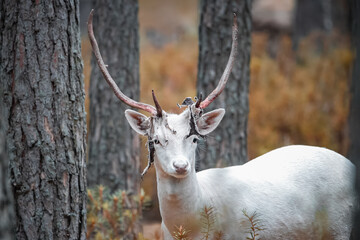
top-left (141, 136), bottom-right (156, 179)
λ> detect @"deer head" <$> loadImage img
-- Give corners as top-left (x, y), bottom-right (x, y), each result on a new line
top-left (87, 10), bottom-right (238, 179)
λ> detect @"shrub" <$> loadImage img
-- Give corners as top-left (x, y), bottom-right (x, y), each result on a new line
top-left (87, 186), bottom-right (151, 240)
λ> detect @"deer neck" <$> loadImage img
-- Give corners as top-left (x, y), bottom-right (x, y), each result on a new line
top-left (155, 161), bottom-right (202, 231)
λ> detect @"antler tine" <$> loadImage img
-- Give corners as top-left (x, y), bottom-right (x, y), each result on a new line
top-left (199, 13), bottom-right (239, 109)
top-left (87, 10), bottom-right (157, 115)
top-left (152, 90), bottom-right (163, 118)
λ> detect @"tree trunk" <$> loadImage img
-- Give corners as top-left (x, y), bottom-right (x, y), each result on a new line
top-left (88, 0), bottom-right (141, 195)
top-left (0, 3), bottom-right (15, 239)
top-left (87, 0), bottom-right (142, 237)
top-left (197, 0), bottom-right (252, 170)
top-left (294, 0), bottom-right (331, 37)
top-left (0, 68), bottom-right (15, 240)
top-left (0, 1), bottom-right (87, 239)
top-left (293, 0), bottom-right (349, 48)
top-left (349, 0), bottom-right (360, 238)
top-left (0, 125), bottom-right (15, 240)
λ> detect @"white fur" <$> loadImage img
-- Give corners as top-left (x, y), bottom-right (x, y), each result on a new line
top-left (125, 109), bottom-right (355, 240)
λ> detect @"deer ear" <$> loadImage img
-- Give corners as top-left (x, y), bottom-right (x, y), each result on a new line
top-left (196, 108), bottom-right (225, 135)
top-left (125, 109), bottom-right (151, 135)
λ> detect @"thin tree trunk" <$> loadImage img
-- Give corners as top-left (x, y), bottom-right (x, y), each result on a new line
top-left (0, 2), bottom-right (15, 239)
top-left (88, 0), bottom-right (141, 195)
top-left (293, 0), bottom-right (349, 49)
top-left (0, 72), bottom-right (15, 240)
top-left (293, 0), bottom-right (332, 49)
top-left (0, 130), bottom-right (15, 240)
top-left (87, 0), bottom-right (142, 237)
top-left (349, 0), bottom-right (360, 238)
top-left (197, 0), bottom-right (252, 169)
top-left (0, 1), bottom-right (87, 239)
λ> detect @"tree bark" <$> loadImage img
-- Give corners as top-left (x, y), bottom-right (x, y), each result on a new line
top-left (197, 0), bottom-right (252, 170)
top-left (88, 0), bottom-right (141, 195)
top-left (0, 2), bottom-right (15, 239)
top-left (0, 124), bottom-right (15, 239)
top-left (0, 1), bottom-right (87, 239)
top-left (349, 0), bottom-right (360, 238)
top-left (0, 63), bottom-right (15, 240)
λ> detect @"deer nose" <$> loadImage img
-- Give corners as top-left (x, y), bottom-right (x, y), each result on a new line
top-left (173, 161), bottom-right (189, 174)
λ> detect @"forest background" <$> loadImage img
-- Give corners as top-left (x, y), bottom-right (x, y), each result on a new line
top-left (81, 0), bottom-right (353, 226)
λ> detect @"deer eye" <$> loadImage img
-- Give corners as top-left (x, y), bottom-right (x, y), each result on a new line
top-left (154, 139), bottom-right (160, 144)
top-left (193, 138), bottom-right (198, 143)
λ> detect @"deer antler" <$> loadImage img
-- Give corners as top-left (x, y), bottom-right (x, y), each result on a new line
top-left (198, 13), bottom-right (239, 109)
top-left (87, 9), bottom-right (158, 115)
top-left (152, 90), bottom-right (163, 118)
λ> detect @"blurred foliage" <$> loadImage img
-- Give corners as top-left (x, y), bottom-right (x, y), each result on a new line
top-left (87, 185), bottom-right (151, 240)
top-left (249, 32), bottom-right (351, 157)
top-left (139, 40), bottom-right (198, 114)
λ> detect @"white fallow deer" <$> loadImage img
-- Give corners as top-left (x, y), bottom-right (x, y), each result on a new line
top-left (88, 10), bottom-right (355, 240)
